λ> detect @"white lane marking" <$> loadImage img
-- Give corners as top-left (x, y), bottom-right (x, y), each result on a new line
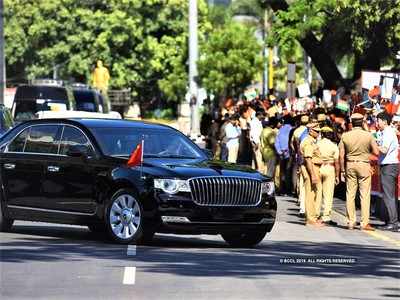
top-left (127, 245), bottom-right (136, 256)
top-left (123, 267), bottom-right (136, 285)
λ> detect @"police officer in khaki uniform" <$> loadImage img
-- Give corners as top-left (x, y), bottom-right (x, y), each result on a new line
top-left (291, 115), bottom-right (309, 216)
top-left (317, 126), bottom-right (340, 225)
top-left (339, 113), bottom-right (380, 230)
top-left (300, 122), bottom-right (324, 227)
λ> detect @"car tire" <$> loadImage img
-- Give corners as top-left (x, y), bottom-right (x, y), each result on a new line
top-left (105, 189), bottom-right (144, 244)
top-left (0, 196), bottom-right (14, 232)
top-left (221, 227), bottom-right (268, 248)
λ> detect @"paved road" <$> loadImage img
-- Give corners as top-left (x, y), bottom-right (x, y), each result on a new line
top-left (1, 196), bottom-right (399, 300)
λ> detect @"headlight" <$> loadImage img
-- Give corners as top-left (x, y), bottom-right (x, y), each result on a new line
top-left (154, 179), bottom-right (191, 194)
top-left (261, 181), bottom-right (275, 196)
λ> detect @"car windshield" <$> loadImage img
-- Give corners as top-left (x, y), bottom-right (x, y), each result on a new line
top-left (14, 100), bottom-right (68, 122)
top-left (91, 127), bottom-right (205, 159)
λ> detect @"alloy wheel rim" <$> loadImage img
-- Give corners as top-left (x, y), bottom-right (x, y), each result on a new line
top-left (109, 194), bottom-right (141, 240)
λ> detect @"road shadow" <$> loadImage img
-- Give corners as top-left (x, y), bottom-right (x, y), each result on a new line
top-left (136, 234), bottom-right (400, 280)
top-left (2, 224), bottom-right (398, 281)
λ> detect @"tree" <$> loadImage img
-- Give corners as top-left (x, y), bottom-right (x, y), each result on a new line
top-left (197, 21), bottom-right (263, 98)
top-left (4, 0), bottom-right (210, 105)
top-left (263, 0), bottom-right (400, 85)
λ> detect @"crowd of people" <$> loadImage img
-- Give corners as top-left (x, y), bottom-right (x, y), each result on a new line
top-left (202, 93), bottom-right (400, 233)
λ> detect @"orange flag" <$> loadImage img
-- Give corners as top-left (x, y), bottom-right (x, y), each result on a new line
top-left (127, 140), bottom-right (144, 167)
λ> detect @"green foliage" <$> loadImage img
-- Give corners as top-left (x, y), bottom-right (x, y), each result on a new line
top-left (198, 21), bottom-right (263, 98)
top-left (269, 0), bottom-right (400, 71)
top-left (4, 0), bottom-right (210, 104)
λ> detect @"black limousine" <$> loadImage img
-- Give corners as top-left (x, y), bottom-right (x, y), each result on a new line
top-left (0, 119), bottom-right (276, 246)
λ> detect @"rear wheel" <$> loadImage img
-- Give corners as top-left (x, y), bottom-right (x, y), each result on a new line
top-left (105, 189), bottom-right (144, 244)
top-left (221, 228), bottom-right (268, 248)
top-left (0, 198), bottom-right (14, 232)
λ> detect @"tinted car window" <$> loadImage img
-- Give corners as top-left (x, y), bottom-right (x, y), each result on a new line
top-left (0, 106), bottom-right (14, 134)
top-left (73, 90), bottom-right (97, 112)
top-left (14, 86), bottom-right (70, 122)
top-left (59, 126), bottom-right (93, 156)
top-left (91, 127), bottom-right (204, 159)
top-left (7, 127), bottom-right (29, 152)
top-left (15, 86), bottom-right (68, 101)
top-left (24, 125), bottom-right (61, 154)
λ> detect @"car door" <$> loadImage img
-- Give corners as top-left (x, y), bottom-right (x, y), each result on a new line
top-left (0, 124), bottom-right (61, 209)
top-left (41, 125), bottom-right (97, 214)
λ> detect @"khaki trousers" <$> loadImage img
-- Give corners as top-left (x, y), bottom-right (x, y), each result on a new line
top-left (319, 164), bottom-right (335, 221)
top-left (301, 165), bottom-right (322, 222)
top-left (346, 162), bottom-right (371, 227)
top-left (252, 147), bottom-right (265, 174)
top-left (227, 144), bottom-right (239, 163)
top-left (298, 171), bottom-right (306, 214)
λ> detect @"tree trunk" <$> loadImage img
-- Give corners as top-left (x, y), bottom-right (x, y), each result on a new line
top-left (353, 49), bottom-right (381, 82)
top-left (265, 0), bottom-right (345, 89)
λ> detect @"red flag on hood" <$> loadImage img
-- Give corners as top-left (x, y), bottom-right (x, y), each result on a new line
top-left (127, 140), bottom-right (144, 167)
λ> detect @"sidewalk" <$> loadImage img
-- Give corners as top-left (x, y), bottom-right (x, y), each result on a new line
top-left (332, 197), bottom-right (400, 243)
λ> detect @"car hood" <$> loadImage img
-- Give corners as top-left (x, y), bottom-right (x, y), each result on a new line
top-left (142, 158), bottom-right (267, 181)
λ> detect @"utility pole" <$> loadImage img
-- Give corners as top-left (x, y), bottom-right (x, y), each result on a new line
top-left (0, 0), bottom-right (5, 105)
top-left (261, 10), bottom-right (268, 98)
top-left (304, 49), bottom-right (312, 86)
top-left (188, 0), bottom-right (199, 137)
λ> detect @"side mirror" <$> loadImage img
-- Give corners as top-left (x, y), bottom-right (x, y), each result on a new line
top-left (202, 148), bottom-right (214, 159)
top-left (66, 145), bottom-right (88, 158)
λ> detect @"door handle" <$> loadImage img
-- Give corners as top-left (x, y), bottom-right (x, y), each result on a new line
top-left (4, 163), bottom-right (15, 170)
top-left (47, 166), bottom-right (60, 172)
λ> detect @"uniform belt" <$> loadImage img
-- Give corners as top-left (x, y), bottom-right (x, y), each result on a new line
top-left (347, 160), bottom-right (369, 163)
top-left (322, 162), bottom-right (335, 166)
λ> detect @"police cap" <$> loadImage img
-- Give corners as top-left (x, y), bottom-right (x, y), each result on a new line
top-left (317, 114), bottom-right (327, 122)
top-left (350, 113), bottom-right (364, 120)
top-left (300, 115), bottom-right (309, 124)
top-left (307, 122), bottom-right (321, 131)
top-left (321, 126), bottom-right (333, 133)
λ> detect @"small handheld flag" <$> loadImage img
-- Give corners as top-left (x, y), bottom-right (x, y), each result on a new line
top-left (127, 140), bottom-right (144, 167)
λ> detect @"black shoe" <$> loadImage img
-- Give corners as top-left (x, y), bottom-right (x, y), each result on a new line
top-left (299, 213), bottom-right (305, 218)
top-left (322, 220), bottom-right (337, 226)
top-left (381, 224), bottom-right (399, 232)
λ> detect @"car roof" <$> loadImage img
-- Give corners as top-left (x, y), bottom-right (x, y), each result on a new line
top-left (19, 118), bottom-right (174, 131)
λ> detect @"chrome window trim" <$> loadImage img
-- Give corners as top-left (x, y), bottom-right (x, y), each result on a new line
top-left (7, 204), bottom-right (97, 216)
top-left (4, 123), bottom-right (96, 157)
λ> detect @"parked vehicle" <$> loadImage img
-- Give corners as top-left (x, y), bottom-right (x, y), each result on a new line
top-left (72, 85), bottom-right (110, 114)
top-left (0, 119), bottom-right (276, 246)
top-left (0, 105), bottom-right (14, 137)
top-left (12, 84), bottom-right (74, 122)
top-left (36, 110), bottom-right (122, 119)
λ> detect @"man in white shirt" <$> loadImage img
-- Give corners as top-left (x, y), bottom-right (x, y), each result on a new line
top-left (225, 114), bottom-right (241, 163)
top-left (249, 111), bottom-right (265, 173)
top-left (376, 112), bottom-right (400, 232)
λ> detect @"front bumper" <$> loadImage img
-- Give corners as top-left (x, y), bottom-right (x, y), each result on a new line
top-left (154, 191), bottom-right (277, 234)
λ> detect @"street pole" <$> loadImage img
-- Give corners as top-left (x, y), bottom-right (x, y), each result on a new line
top-left (303, 49), bottom-right (312, 86)
top-left (189, 0), bottom-right (199, 137)
top-left (0, 0), bottom-right (5, 105)
top-left (261, 9), bottom-right (267, 99)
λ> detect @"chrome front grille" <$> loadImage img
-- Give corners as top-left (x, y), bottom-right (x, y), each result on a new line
top-left (188, 177), bottom-right (262, 207)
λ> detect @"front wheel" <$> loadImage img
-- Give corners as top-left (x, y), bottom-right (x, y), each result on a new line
top-left (105, 189), bottom-right (144, 244)
top-left (221, 228), bottom-right (268, 248)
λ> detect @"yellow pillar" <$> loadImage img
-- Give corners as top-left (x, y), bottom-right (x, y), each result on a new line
top-left (268, 47), bottom-right (274, 89)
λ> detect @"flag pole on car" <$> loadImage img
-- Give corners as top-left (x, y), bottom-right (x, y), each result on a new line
top-left (127, 139), bottom-right (144, 178)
